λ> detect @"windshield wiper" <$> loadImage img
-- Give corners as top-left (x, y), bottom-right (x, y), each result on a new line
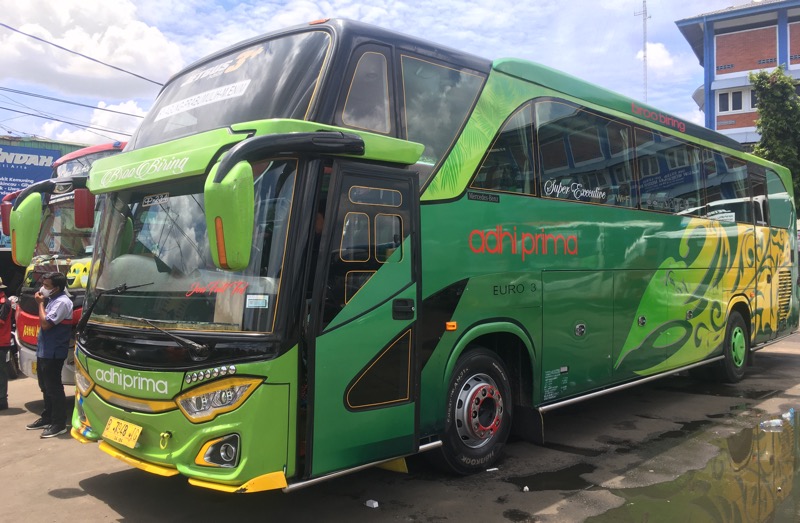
top-left (76, 282), bottom-right (154, 337)
top-left (118, 314), bottom-right (211, 362)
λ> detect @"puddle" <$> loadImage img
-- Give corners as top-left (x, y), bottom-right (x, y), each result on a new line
top-left (506, 463), bottom-right (598, 492)
top-left (508, 409), bottom-right (799, 522)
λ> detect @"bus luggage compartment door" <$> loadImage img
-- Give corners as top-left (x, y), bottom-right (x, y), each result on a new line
top-left (541, 270), bottom-right (613, 401)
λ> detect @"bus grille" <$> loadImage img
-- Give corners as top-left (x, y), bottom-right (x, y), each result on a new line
top-left (778, 269), bottom-right (792, 321)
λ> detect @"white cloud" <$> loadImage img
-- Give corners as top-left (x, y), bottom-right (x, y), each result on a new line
top-left (0, 0), bottom-right (183, 99)
top-left (45, 100), bottom-right (145, 146)
top-left (0, 0), bottom-right (745, 139)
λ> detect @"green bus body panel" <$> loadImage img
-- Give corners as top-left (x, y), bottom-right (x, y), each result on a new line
top-left (541, 271), bottom-right (614, 399)
top-left (311, 285), bottom-right (417, 476)
top-left (10, 192), bottom-right (43, 267)
top-left (78, 348), bottom-right (299, 483)
top-left (417, 187), bottom-right (795, 408)
top-left (89, 119), bottom-right (424, 195)
top-left (89, 359), bottom-right (186, 399)
top-left (88, 128), bottom-right (233, 194)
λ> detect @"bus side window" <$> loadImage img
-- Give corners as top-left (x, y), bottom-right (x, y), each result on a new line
top-left (471, 103), bottom-right (534, 194)
top-left (401, 54), bottom-right (484, 188)
top-left (536, 100), bottom-right (636, 208)
top-left (341, 51), bottom-right (391, 134)
top-left (750, 165), bottom-right (769, 226)
top-left (705, 155), bottom-right (751, 224)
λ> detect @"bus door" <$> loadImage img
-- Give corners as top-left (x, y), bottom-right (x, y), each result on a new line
top-left (308, 160), bottom-right (420, 477)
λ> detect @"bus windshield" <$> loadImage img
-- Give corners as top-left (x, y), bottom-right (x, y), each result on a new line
top-left (34, 197), bottom-right (93, 258)
top-left (88, 160), bottom-right (297, 336)
top-left (128, 30), bottom-right (331, 150)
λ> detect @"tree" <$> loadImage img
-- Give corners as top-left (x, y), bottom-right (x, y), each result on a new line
top-left (749, 66), bottom-right (800, 198)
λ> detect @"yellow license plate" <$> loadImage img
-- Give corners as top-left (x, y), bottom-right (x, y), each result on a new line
top-left (102, 416), bottom-right (143, 449)
top-left (31, 360), bottom-right (37, 376)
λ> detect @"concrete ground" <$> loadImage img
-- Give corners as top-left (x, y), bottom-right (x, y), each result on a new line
top-left (2, 336), bottom-right (800, 522)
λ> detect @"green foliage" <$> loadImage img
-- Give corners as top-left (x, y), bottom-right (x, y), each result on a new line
top-left (749, 66), bottom-right (800, 198)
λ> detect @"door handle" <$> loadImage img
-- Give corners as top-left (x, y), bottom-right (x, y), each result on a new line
top-left (392, 298), bottom-right (415, 320)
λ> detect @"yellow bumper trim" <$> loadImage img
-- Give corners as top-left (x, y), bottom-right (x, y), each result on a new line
top-left (188, 471), bottom-right (288, 493)
top-left (70, 428), bottom-right (93, 444)
top-left (99, 441), bottom-right (180, 477)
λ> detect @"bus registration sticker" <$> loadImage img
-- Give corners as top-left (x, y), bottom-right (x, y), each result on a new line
top-left (102, 416), bottom-right (143, 449)
top-left (246, 294), bottom-right (269, 308)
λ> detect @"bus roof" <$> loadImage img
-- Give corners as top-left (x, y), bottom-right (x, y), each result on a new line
top-left (52, 141), bottom-right (126, 169)
top-left (163, 18), bottom-right (492, 92)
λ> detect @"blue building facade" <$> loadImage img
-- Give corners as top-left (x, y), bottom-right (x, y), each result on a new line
top-left (677, 0), bottom-right (800, 145)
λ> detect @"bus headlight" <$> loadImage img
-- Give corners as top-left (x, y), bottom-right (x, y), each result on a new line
top-left (75, 361), bottom-right (95, 397)
top-left (176, 377), bottom-right (262, 423)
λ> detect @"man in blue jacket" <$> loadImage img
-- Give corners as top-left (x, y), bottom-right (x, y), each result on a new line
top-left (26, 272), bottom-right (73, 438)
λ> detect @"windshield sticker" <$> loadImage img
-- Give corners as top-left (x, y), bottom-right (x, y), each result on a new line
top-left (185, 280), bottom-right (249, 297)
top-left (246, 294), bottom-right (269, 308)
top-left (180, 47), bottom-right (264, 87)
top-left (155, 80), bottom-right (251, 122)
top-left (143, 193), bottom-right (169, 207)
top-left (99, 156), bottom-right (189, 188)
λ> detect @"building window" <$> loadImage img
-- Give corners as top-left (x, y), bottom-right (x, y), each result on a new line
top-left (718, 89), bottom-right (754, 114)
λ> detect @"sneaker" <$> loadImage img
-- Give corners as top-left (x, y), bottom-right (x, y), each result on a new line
top-left (41, 425), bottom-right (67, 438)
top-left (26, 417), bottom-right (49, 430)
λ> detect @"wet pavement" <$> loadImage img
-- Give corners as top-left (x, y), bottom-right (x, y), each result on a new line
top-left (2, 336), bottom-right (800, 522)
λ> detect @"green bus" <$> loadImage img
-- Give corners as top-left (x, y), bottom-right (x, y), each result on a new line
top-left (10, 18), bottom-right (796, 493)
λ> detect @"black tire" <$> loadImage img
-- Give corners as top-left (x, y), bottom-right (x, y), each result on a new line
top-left (714, 311), bottom-right (748, 383)
top-left (434, 347), bottom-right (513, 475)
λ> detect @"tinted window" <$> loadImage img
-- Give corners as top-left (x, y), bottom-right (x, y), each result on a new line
top-left (705, 154), bottom-right (751, 223)
top-left (342, 52), bottom-right (391, 133)
top-left (471, 104), bottom-right (535, 194)
top-left (767, 169), bottom-right (793, 229)
top-left (637, 131), bottom-right (702, 214)
top-left (401, 56), bottom-right (484, 186)
top-left (536, 100), bottom-right (636, 208)
top-left (130, 31), bottom-right (331, 149)
top-left (750, 166), bottom-right (769, 226)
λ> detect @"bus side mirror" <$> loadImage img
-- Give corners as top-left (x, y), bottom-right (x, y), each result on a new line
top-left (0, 200), bottom-right (11, 236)
top-left (10, 192), bottom-right (42, 266)
top-left (204, 160), bottom-right (255, 271)
top-left (74, 188), bottom-right (95, 229)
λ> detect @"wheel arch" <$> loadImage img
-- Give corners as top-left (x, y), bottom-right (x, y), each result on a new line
top-left (727, 295), bottom-right (752, 342)
top-left (442, 322), bottom-right (536, 412)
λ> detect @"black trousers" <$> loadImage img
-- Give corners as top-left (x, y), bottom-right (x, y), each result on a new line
top-left (0, 348), bottom-right (8, 403)
top-left (37, 357), bottom-right (66, 427)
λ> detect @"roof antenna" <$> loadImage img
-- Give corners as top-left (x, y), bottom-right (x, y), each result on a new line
top-left (634, 0), bottom-right (651, 102)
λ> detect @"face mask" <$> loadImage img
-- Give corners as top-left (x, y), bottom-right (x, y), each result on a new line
top-left (39, 286), bottom-right (52, 298)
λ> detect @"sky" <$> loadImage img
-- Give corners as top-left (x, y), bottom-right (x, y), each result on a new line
top-left (0, 0), bottom-right (748, 146)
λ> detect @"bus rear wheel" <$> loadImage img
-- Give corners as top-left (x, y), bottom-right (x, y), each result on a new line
top-left (435, 347), bottom-right (512, 475)
top-left (714, 311), bottom-right (748, 383)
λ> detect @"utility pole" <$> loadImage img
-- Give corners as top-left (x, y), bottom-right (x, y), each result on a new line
top-left (634, 0), bottom-right (650, 102)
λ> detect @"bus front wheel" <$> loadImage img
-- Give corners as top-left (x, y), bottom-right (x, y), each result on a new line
top-left (715, 311), bottom-right (748, 383)
top-left (436, 347), bottom-right (512, 475)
